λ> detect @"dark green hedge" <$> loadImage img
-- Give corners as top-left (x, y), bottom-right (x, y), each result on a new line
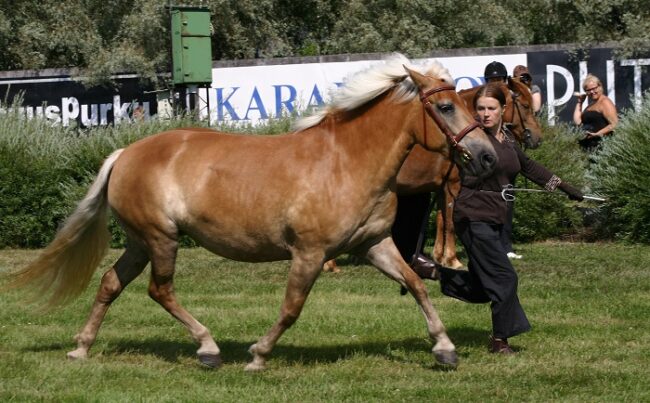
top-left (512, 120), bottom-right (588, 242)
top-left (587, 95), bottom-right (650, 243)
top-left (0, 110), bottom-right (203, 248)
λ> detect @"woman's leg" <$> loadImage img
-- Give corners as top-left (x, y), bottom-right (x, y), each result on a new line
top-left (445, 221), bottom-right (531, 339)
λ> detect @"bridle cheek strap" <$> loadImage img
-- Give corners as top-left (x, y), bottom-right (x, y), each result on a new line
top-left (507, 92), bottom-right (532, 145)
top-left (419, 86), bottom-right (479, 163)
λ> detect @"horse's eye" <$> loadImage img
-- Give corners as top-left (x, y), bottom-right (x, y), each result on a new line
top-left (438, 103), bottom-right (454, 114)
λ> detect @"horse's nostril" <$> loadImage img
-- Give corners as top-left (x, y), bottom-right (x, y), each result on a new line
top-left (480, 152), bottom-right (496, 169)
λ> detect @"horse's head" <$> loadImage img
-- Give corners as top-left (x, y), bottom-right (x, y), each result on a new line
top-left (404, 66), bottom-right (497, 179)
top-left (504, 77), bottom-right (543, 149)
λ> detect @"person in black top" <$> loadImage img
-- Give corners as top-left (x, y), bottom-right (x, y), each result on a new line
top-left (573, 74), bottom-right (618, 152)
top-left (432, 83), bottom-right (584, 354)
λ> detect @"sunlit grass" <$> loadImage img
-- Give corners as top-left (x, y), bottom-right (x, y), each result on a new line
top-left (1, 243), bottom-right (649, 401)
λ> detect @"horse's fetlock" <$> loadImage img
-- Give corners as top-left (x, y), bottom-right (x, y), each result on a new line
top-left (193, 326), bottom-right (212, 343)
top-left (74, 331), bottom-right (94, 346)
top-left (249, 342), bottom-right (271, 357)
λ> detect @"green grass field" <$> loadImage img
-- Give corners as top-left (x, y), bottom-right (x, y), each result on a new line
top-left (1, 242), bottom-right (649, 402)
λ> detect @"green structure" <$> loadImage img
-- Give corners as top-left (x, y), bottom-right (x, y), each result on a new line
top-left (170, 6), bottom-right (212, 85)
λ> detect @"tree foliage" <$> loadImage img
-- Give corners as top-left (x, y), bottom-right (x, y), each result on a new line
top-left (0, 0), bottom-right (649, 83)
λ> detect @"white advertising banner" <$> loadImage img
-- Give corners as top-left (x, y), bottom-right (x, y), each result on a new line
top-left (4, 46), bottom-right (649, 127)
top-left (202, 53), bottom-right (527, 124)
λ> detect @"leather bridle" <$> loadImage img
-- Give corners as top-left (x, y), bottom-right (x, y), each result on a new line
top-left (419, 85), bottom-right (481, 164)
top-left (505, 91), bottom-right (534, 149)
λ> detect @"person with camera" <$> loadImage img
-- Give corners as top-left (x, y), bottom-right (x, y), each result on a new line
top-left (513, 65), bottom-right (542, 114)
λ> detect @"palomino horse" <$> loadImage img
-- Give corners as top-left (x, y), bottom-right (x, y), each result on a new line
top-left (324, 77), bottom-right (542, 271)
top-left (8, 55), bottom-right (497, 370)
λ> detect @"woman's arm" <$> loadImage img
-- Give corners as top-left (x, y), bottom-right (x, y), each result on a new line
top-left (514, 146), bottom-right (583, 201)
top-left (573, 94), bottom-right (586, 125)
top-left (532, 92), bottom-right (542, 114)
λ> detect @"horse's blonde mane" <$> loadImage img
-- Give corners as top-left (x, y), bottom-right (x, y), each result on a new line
top-left (294, 53), bottom-right (454, 131)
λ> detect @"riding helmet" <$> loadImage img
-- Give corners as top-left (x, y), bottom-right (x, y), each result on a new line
top-left (484, 61), bottom-right (508, 81)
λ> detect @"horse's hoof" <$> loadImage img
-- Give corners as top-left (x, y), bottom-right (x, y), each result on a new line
top-left (434, 350), bottom-right (458, 368)
top-left (198, 352), bottom-right (222, 369)
top-left (66, 349), bottom-right (87, 360)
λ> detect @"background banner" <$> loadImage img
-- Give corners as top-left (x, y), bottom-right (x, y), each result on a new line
top-left (201, 54), bottom-right (526, 125)
top-left (2, 45), bottom-right (648, 128)
top-left (0, 74), bottom-right (157, 127)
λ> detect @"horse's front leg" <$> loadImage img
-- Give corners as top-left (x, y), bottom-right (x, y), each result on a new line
top-left (434, 173), bottom-right (464, 269)
top-left (364, 237), bottom-right (458, 367)
top-left (246, 250), bottom-right (324, 371)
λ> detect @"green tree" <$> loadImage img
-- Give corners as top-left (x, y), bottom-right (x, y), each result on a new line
top-left (1, 0), bottom-right (649, 83)
top-left (513, 0), bottom-right (650, 57)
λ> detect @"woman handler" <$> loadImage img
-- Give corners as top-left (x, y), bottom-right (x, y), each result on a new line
top-left (433, 83), bottom-right (584, 354)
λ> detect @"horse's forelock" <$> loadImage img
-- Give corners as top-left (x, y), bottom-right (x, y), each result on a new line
top-left (293, 54), bottom-right (452, 131)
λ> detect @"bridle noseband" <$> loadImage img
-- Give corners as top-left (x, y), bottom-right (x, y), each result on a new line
top-left (419, 85), bottom-right (480, 164)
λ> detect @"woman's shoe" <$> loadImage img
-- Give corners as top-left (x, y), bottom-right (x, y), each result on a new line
top-left (399, 254), bottom-right (441, 296)
top-left (489, 336), bottom-right (515, 354)
top-left (410, 253), bottom-right (440, 280)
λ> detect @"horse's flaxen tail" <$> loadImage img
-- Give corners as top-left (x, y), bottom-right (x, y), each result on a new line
top-left (5, 149), bottom-right (124, 308)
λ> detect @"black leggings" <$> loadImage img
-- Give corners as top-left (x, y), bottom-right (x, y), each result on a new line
top-left (391, 193), bottom-right (432, 262)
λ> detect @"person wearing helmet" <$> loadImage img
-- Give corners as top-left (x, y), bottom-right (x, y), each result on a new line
top-left (484, 61), bottom-right (508, 83)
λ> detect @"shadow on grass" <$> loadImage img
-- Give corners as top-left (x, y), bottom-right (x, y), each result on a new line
top-left (24, 325), bottom-right (488, 369)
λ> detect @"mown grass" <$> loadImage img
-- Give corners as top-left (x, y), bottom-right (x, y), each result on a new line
top-left (1, 243), bottom-right (649, 402)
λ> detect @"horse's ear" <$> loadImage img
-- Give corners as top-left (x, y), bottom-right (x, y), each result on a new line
top-left (506, 77), bottom-right (520, 95)
top-left (403, 65), bottom-right (427, 89)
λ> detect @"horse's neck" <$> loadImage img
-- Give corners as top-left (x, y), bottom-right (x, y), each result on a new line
top-left (315, 98), bottom-right (416, 188)
top-left (458, 88), bottom-right (477, 114)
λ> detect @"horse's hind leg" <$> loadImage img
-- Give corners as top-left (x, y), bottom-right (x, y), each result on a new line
top-left (146, 240), bottom-right (221, 368)
top-left (246, 251), bottom-right (323, 371)
top-left (67, 242), bottom-right (149, 360)
top-left (365, 237), bottom-right (457, 367)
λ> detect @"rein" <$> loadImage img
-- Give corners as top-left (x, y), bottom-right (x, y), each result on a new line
top-left (419, 85), bottom-right (480, 164)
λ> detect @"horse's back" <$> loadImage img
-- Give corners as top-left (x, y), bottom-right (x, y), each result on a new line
top-left (107, 129), bottom-right (291, 257)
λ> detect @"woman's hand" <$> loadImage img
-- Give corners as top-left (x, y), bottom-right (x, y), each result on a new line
top-left (559, 182), bottom-right (584, 201)
top-left (574, 92), bottom-right (587, 103)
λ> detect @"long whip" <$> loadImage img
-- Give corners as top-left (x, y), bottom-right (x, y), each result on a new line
top-left (500, 184), bottom-right (606, 202)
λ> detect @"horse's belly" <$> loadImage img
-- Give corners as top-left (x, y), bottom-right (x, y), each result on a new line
top-left (184, 226), bottom-right (292, 263)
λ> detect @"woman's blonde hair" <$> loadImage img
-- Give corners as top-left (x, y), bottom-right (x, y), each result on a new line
top-left (582, 74), bottom-right (602, 90)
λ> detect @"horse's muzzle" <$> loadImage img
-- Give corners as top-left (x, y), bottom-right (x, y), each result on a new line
top-left (523, 129), bottom-right (542, 149)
